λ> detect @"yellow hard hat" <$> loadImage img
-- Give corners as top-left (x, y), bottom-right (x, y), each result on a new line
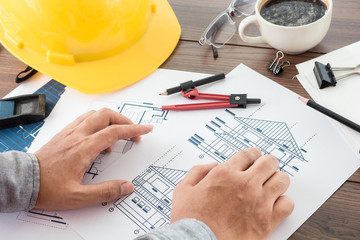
top-left (0, 0), bottom-right (181, 94)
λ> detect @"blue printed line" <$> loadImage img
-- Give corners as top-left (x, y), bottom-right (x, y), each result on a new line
top-left (0, 80), bottom-right (65, 152)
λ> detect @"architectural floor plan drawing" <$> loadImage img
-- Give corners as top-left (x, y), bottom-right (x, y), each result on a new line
top-left (84, 139), bottom-right (137, 180)
top-left (117, 102), bottom-right (168, 125)
top-left (0, 80), bottom-right (65, 152)
top-left (189, 109), bottom-right (310, 176)
top-left (84, 101), bottom-right (168, 180)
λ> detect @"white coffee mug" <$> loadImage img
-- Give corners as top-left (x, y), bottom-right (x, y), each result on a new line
top-left (238, 0), bottom-right (333, 55)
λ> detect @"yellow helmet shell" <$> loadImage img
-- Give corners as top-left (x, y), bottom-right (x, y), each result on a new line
top-left (0, 0), bottom-right (181, 94)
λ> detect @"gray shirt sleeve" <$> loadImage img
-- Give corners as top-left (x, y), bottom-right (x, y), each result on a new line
top-left (134, 218), bottom-right (217, 240)
top-left (0, 151), bottom-right (40, 212)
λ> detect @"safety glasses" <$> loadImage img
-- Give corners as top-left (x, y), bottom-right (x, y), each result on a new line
top-left (199, 0), bottom-right (256, 58)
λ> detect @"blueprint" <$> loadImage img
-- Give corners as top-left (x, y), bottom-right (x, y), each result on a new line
top-left (109, 145), bottom-right (186, 234)
top-left (83, 101), bottom-right (168, 181)
top-left (0, 74), bottom-right (84, 240)
top-left (188, 109), bottom-right (310, 177)
top-left (0, 77), bottom-right (171, 240)
top-left (0, 79), bottom-right (65, 152)
top-left (1, 65), bottom-right (356, 240)
top-left (49, 65), bottom-right (359, 240)
top-left (97, 108), bottom-right (313, 237)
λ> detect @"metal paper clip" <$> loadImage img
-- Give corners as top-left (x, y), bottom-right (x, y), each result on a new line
top-left (275, 61), bottom-right (291, 75)
top-left (313, 61), bottom-right (360, 89)
top-left (267, 51), bottom-right (290, 75)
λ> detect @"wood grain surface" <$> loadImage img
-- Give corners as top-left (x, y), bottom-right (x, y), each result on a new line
top-left (0, 0), bottom-right (359, 239)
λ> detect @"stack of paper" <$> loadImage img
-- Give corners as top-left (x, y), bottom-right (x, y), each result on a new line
top-left (296, 41), bottom-right (360, 154)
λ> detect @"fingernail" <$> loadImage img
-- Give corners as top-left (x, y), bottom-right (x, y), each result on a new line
top-left (141, 124), bottom-right (154, 131)
top-left (209, 161), bottom-right (218, 167)
top-left (121, 182), bottom-right (134, 195)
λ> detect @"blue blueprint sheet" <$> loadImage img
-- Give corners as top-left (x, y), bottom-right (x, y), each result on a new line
top-left (0, 80), bottom-right (65, 152)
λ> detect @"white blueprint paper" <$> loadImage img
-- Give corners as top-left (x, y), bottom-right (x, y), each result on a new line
top-left (48, 64), bottom-right (360, 240)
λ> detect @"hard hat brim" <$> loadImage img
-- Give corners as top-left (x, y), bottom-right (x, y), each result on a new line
top-left (0, 0), bottom-right (181, 94)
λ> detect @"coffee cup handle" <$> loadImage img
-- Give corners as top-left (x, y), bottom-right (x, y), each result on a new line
top-left (238, 15), bottom-right (265, 44)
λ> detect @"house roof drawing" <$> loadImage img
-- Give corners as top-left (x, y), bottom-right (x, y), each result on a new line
top-left (234, 116), bottom-right (305, 160)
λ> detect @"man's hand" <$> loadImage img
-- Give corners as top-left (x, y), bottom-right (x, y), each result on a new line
top-left (171, 147), bottom-right (294, 240)
top-left (34, 108), bottom-right (153, 210)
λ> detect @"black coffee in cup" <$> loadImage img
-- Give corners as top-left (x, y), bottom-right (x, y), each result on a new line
top-left (260, 0), bottom-right (327, 27)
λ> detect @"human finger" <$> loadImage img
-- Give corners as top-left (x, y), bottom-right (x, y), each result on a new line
top-left (81, 124), bottom-right (153, 163)
top-left (263, 171), bottom-right (290, 202)
top-left (61, 110), bottom-right (96, 131)
top-left (92, 124), bottom-right (153, 145)
top-left (78, 108), bottom-right (135, 136)
top-left (129, 135), bottom-right (142, 142)
top-left (271, 195), bottom-right (294, 226)
top-left (79, 180), bottom-right (134, 207)
top-left (246, 154), bottom-right (279, 183)
top-left (104, 131), bottom-right (143, 151)
top-left (180, 162), bottom-right (218, 187)
top-left (223, 147), bottom-right (262, 171)
top-left (106, 146), bottom-right (113, 152)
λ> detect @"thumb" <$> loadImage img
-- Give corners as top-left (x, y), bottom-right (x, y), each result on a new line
top-left (81, 180), bottom-right (134, 206)
top-left (272, 195), bottom-right (294, 226)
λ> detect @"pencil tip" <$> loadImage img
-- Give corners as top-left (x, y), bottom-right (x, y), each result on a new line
top-left (159, 91), bottom-right (168, 95)
top-left (298, 97), bottom-right (308, 104)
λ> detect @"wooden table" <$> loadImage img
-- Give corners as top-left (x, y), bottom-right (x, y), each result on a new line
top-left (0, 0), bottom-right (359, 239)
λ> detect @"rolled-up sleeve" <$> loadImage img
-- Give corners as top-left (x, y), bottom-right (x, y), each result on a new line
top-left (0, 151), bottom-right (40, 212)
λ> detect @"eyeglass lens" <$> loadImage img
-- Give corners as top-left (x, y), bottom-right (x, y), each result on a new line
top-left (202, 0), bottom-right (256, 47)
top-left (204, 13), bottom-right (236, 48)
top-left (231, 0), bottom-right (257, 17)
top-left (199, 0), bottom-right (256, 58)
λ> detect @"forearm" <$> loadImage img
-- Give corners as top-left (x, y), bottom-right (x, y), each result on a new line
top-left (0, 151), bottom-right (40, 212)
top-left (134, 218), bottom-right (217, 240)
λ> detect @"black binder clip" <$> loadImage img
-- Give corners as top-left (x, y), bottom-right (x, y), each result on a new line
top-left (267, 51), bottom-right (290, 75)
top-left (313, 61), bottom-right (360, 89)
